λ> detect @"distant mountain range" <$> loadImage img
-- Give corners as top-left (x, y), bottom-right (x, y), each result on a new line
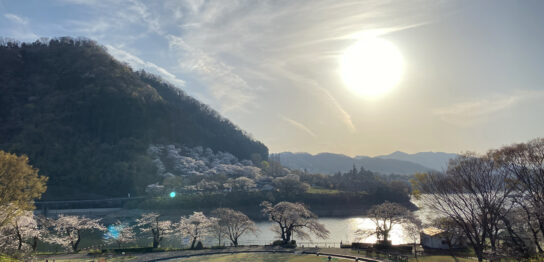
top-left (274, 151), bottom-right (457, 175)
top-left (374, 151), bottom-right (457, 171)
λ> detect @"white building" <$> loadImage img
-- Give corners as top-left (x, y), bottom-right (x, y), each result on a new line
top-left (420, 227), bottom-right (465, 249)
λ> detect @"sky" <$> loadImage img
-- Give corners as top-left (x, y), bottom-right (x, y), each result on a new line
top-left (1, 0), bottom-right (544, 157)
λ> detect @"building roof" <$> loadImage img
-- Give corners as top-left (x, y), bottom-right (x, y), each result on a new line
top-left (422, 227), bottom-right (445, 237)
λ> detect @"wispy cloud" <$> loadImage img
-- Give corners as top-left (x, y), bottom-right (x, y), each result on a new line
top-left (434, 91), bottom-right (544, 126)
top-left (4, 13), bottom-right (28, 25)
top-left (320, 88), bottom-right (356, 133)
top-left (166, 34), bottom-right (255, 114)
top-left (2, 13), bottom-right (37, 41)
top-left (280, 115), bottom-right (318, 138)
top-left (106, 45), bottom-right (186, 88)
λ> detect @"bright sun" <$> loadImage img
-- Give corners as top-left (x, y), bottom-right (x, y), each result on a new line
top-left (340, 36), bottom-right (404, 97)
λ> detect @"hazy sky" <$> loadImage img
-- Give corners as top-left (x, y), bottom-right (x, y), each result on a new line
top-left (2, 0), bottom-right (543, 156)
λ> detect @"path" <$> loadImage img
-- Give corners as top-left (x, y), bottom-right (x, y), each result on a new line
top-left (38, 247), bottom-right (386, 262)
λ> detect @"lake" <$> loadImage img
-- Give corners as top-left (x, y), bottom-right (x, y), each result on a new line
top-left (152, 216), bottom-right (417, 249)
top-left (38, 198), bottom-right (431, 251)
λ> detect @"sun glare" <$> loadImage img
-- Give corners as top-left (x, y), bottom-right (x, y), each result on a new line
top-left (340, 36), bottom-right (404, 98)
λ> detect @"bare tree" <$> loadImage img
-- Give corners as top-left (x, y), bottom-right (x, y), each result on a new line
top-left (176, 212), bottom-right (213, 249)
top-left (44, 215), bottom-right (106, 252)
top-left (208, 217), bottom-right (226, 246)
top-left (136, 213), bottom-right (173, 248)
top-left (430, 217), bottom-right (466, 258)
top-left (492, 138), bottom-right (544, 254)
top-left (362, 201), bottom-right (413, 245)
top-left (211, 208), bottom-right (257, 247)
top-left (261, 201), bottom-right (329, 245)
top-left (413, 153), bottom-right (514, 262)
top-left (404, 216), bottom-right (422, 261)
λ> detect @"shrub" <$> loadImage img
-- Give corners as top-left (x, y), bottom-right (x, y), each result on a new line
top-left (194, 241), bottom-right (204, 250)
top-left (272, 240), bottom-right (284, 246)
top-left (271, 240), bottom-right (296, 248)
top-left (284, 240), bottom-right (297, 248)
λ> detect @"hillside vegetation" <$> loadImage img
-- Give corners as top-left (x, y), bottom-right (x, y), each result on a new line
top-left (0, 38), bottom-right (268, 199)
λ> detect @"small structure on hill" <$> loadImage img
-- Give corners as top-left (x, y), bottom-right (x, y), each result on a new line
top-left (420, 227), bottom-right (465, 249)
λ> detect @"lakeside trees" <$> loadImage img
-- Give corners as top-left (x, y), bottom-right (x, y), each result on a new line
top-left (0, 211), bottom-right (41, 252)
top-left (261, 201), bottom-right (329, 245)
top-left (493, 138), bottom-right (544, 253)
top-left (211, 208), bottom-right (257, 247)
top-left (362, 202), bottom-right (414, 245)
top-left (413, 137), bottom-right (544, 261)
top-left (136, 213), bottom-right (173, 248)
top-left (44, 215), bottom-right (106, 252)
top-left (177, 212), bottom-right (213, 249)
top-left (105, 220), bottom-right (136, 249)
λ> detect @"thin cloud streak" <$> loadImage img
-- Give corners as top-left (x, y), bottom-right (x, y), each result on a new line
top-left (106, 45), bottom-right (186, 88)
top-left (166, 34), bottom-right (255, 114)
top-left (320, 88), bottom-right (357, 133)
top-left (280, 115), bottom-right (318, 138)
top-left (434, 91), bottom-right (544, 126)
top-left (4, 13), bottom-right (28, 25)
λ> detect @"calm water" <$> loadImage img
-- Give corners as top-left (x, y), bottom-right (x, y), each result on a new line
top-left (155, 216), bottom-right (416, 248)
top-left (237, 217), bottom-right (411, 246)
top-left (163, 198), bottom-right (430, 247)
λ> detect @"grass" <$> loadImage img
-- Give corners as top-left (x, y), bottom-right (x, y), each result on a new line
top-left (407, 255), bottom-right (475, 262)
top-left (171, 253), bottom-right (343, 262)
top-left (306, 187), bottom-right (341, 194)
top-left (0, 255), bottom-right (20, 262)
top-left (54, 257), bottom-right (135, 262)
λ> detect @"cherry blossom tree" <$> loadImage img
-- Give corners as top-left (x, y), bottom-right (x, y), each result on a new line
top-left (228, 177), bottom-right (257, 192)
top-left (364, 201), bottom-right (413, 245)
top-left (104, 220), bottom-right (135, 249)
top-left (135, 213), bottom-right (173, 248)
top-left (12, 212), bottom-right (41, 251)
top-left (261, 201), bottom-right (329, 245)
top-left (176, 212), bottom-right (213, 249)
top-left (45, 215), bottom-right (106, 252)
top-left (211, 208), bottom-right (257, 247)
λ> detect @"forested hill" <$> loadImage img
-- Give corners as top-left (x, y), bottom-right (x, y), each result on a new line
top-left (0, 38), bottom-right (268, 200)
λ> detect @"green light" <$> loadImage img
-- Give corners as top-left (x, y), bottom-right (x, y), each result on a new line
top-left (169, 192), bottom-right (176, 198)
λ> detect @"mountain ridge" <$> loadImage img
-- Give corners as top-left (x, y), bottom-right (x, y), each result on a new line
top-left (274, 151), bottom-right (457, 175)
top-left (374, 151), bottom-right (457, 171)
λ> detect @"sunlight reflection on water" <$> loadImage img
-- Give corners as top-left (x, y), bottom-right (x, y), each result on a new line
top-left (235, 217), bottom-right (411, 246)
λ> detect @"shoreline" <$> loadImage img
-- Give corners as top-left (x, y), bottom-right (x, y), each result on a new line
top-left (38, 200), bottom-right (417, 223)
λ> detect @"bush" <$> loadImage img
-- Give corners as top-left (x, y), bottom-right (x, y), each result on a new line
top-left (284, 240), bottom-right (297, 248)
top-left (271, 240), bottom-right (296, 248)
top-left (194, 241), bottom-right (204, 250)
top-left (272, 240), bottom-right (284, 246)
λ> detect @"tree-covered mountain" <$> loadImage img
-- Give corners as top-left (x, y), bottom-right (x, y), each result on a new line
top-left (0, 38), bottom-right (268, 200)
top-left (274, 152), bottom-right (433, 175)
